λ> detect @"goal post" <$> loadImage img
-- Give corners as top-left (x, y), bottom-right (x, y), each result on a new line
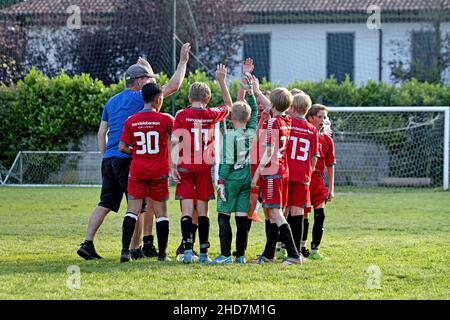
top-left (328, 106), bottom-right (449, 190)
top-left (2, 151), bottom-right (102, 187)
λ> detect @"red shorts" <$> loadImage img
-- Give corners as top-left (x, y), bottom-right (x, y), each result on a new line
top-left (261, 175), bottom-right (288, 209)
top-left (288, 181), bottom-right (311, 208)
top-left (250, 164), bottom-right (262, 194)
top-left (307, 174), bottom-right (328, 212)
top-left (175, 168), bottom-right (215, 201)
top-left (128, 177), bottom-right (169, 202)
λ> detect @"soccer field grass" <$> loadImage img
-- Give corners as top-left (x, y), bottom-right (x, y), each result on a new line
top-left (0, 187), bottom-right (449, 300)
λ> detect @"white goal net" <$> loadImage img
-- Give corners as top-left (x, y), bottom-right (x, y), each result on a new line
top-left (2, 151), bottom-right (102, 187)
top-left (1, 107), bottom-right (449, 190)
top-left (329, 106), bottom-right (449, 189)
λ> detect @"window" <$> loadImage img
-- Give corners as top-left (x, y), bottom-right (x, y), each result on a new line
top-left (327, 33), bottom-right (354, 83)
top-left (412, 31), bottom-right (436, 70)
top-left (243, 33), bottom-right (270, 81)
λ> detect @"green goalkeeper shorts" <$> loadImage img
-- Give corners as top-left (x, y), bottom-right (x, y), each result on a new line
top-left (217, 179), bottom-right (251, 214)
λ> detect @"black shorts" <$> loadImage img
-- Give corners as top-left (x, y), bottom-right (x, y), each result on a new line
top-left (98, 157), bottom-right (131, 212)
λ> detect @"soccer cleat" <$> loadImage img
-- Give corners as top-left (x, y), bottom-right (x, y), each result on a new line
top-left (251, 211), bottom-right (263, 223)
top-left (282, 256), bottom-right (303, 266)
top-left (210, 255), bottom-right (233, 265)
top-left (301, 247), bottom-right (311, 258)
top-left (252, 255), bottom-right (276, 264)
top-left (192, 250), bottom-right (200, 262)
top-left (176, 254), bottom-right (184, 262)
top-left (120, 250), bottom-right (131, 263)
top-left (142, 244), bottom-right (158, 258)
top-left (199, 253), bottom-right (212, 264)
top-left (309, 250), bottom-right (324, 260)
top-left (130, 247), bottom-right (144, 260)
top-left (183, 249), bottom-right (193, 264)
top-left (235, 256), bottom-right (246, 264)
top-left (157, 254), bottom-right (171, 262)
top-left (77, 242), bottom-right (102, 260)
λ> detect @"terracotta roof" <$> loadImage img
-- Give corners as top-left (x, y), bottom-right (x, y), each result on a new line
top-left (238, 0), bottom-right (450, 12)
top-left (2, 0), bottom-right (449, 21)
top-left (1, 0), bottom-right (127, 15)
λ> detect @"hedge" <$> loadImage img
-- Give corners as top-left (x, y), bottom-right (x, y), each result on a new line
top-left (1, 68), bottom-right (449, 168)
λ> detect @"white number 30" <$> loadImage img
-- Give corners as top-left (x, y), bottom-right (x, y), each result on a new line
top-left (134, 131), bottom-right (159, 155)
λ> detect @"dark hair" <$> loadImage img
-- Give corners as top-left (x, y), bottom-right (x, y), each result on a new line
top-left (306, 103), bottom-right (329, 118)
top-left (142, 83), bottom-right (163, 103)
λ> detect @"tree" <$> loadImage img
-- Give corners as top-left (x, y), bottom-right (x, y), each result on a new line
top-left (36, 0), bottom-right (247, 85)
top-left (0, 0), bottom-right (248, 85)
top-left (389, 1), bottom-right (450, 84)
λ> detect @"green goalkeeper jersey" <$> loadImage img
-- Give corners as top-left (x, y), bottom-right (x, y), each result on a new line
top-left (218, 94), bottom-right (258, 182)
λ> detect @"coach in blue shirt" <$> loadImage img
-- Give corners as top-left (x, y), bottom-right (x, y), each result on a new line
top-left (77, 43), bottom-right (191, 260)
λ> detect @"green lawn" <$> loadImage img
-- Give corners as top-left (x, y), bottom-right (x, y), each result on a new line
top-left (0, 187), bottom-right (449, 300)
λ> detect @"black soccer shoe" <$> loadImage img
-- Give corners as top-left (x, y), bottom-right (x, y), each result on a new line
top-left (158, 254), bottom-right (171, 262)
top-left (77, 242), bottom-right (103, 260)
top-left (176, 244), bottom-right (184, 256)
top-left (142, 244), bottom-right (158, 258)
top-left (130, 247), bottom-right (144, 260)
top-left (301, 247), bottom-right (311, 258)
top-left (120, 250), bottom-right (131, 263)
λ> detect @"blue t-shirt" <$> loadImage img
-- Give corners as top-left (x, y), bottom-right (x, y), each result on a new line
top-left (101, 89), bottom-right (144, 159)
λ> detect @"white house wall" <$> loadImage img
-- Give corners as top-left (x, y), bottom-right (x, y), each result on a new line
top-left (234, 22), bottom-right (450, 86)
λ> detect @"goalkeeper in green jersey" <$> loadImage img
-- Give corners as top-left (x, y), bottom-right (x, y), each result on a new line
top-left (210, 62), bottom-right (261, 264)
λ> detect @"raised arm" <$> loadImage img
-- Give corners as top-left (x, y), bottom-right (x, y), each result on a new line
top-left (162, 43), bottom-right (191, 98)
top-left (252, 76), bottom-right (271, 111)
top-left (237, 58), bottom-right (254, 102)
top-left (215, 64), bottom-right (233, 111)
top-left (246, 93), bottom-right (258, 130)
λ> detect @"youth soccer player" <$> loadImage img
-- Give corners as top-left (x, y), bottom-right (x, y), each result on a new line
top-left (118, 83), bottom-right (174, 262)
top-left (303, 104), bottom-right (335, 259)
top-left (248, 87), bottom-right (272, 234)
top-left (251, 88), bottom-right (302, 265)
top-left (211, 72), bottom-right (258, 264)
top-left (170, 64), bottom-right (233, 264)
top-left (286, 93), bottom-right (319, 255)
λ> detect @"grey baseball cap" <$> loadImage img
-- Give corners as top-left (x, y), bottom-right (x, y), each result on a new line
top-left (125, 64), bottom-right (157, 80)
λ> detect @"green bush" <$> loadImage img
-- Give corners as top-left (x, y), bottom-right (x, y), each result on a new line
top-left (1, 68), bottom-right (449, 168)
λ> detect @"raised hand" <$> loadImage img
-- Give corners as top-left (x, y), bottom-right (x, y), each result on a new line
top-left (215, 64), bottom-right (228, 83)
top-left (250, 75), bottom-right (260, 92)
top-left (242, 57), bottom-right (254, 74)
top-left (180, 43), bottom-right (191, 64)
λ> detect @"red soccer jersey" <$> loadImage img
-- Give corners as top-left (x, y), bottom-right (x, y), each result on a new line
top-left (313, 132), bottom-right (336, 176)
top-left (261, 114), bottom-right (291, 177)
top-left (287, 117), bottom-right (319, 183)
top-left (120, 110), bottom-right (174, 179)
top-left (172, 105), bottom-right (228, 172)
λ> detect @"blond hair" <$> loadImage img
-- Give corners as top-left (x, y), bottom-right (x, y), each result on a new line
top-left (290, 88), bottom-right (305, 96)
top-left (270, 88), bottom-right (293, 113)
top-left (189, 82), bottom-right (211, 102)
top-left (232, 101), bottom-right (251, 123)
top-left (291, 93), bottom-right (312, 115)
top-left (307, 103), bottom-right (329, 118)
